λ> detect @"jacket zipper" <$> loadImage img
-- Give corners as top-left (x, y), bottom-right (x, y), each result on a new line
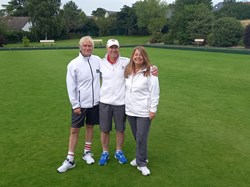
top-left (87, 58), bottom-right (94, 106)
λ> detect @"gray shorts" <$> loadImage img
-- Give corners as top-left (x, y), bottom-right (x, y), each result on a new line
top-left (71, 105), bottom-right (99, 128)
top-left (99, 102), bottom-right (126, 133)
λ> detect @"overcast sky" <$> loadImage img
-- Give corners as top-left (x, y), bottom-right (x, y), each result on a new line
top-left (1, 0), bottom-right (223, 16)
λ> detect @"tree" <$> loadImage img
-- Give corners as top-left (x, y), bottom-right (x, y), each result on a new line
top-left (210, 17), bottom-right (243, 47)
top-left (173, 0), bottom-right (213, 11)
top-left (60, 1), bottom-right (84, 37)
top-left (243, 24), bottom-right (250, 49)
top-left (116, 5), bottom-right (137, 35)
top-left (92, 8), bottom-right (106, 17)
top-left (215, 2), bottom-right (250, 20)
top-left (0, 35), bottom-right (7, 47)
top-left (0, 17), bottom-right (7, 34)
top-left (77, 11), bottom-right (88, 30)
top-left (26, 0), bottom-right (61, 40)
top-left (223, 0), bottom-right (236, 4)
top-left (170, 3), bottom-right (213, 45)
top-left (95, 16), bottom-right (116, 36)
top-left (186, 4), bottom-right (214, 42)
top-left (134, 0), bottom-right (168, 34)
top-left (91, 8), bottom-right (116, 36)
top-left (76, 18), bottom-right (99, 36)
top-left (0, 17), bottom-right (7, 47)
top-left (1, 0), bottom-right (28, 16)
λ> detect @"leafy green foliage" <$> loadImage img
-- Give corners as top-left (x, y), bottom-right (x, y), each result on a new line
top-left (215, 2), bottom-right (250, 20)
top-left (22, 36), bottom-right (30, 47)
top-left (0, 35), bottom-right (7, 47)
top-left (1, 0), bottom-right (28, 16)
top-left (210, 17), bottom-right (243, 47)
top-left (243, 24), bottom-right (250, 49)
top-left (134, 0), bottom-right (168, 34)
top-left (170, 3), bottom-right (213, 45)
top-left (149, 32), bottom-right (163, 43)
top-left (76, 18), bottom-right (99, 37)
top-left (116, 5), bottom-right (138, 35)
top-left (162, 33), bottom-right (174, 44)
top-left (174, 0), bottom-right (213, 11)
top-left (186, 3), bottom-right (214, 41)
top-left (91, 8), bottom-right (106, 17)
top-left (60, 1), bottom-right (84, 35)
top-left (6, 30), bottom-right (25, 43)
top-left (27, 0), bottom-right (61, 40)
top-left (0, 17), bottom-right (7, 35)
top-left (1, 0), bottom-right (248, 45)
top-left (95, 16), bottom-right (116, 36)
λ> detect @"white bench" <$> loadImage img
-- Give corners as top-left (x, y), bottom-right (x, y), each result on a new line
top-left (93, 39), bottom-right (103, 46)
top-left (40, 40), bottom-right (55, 46)
top-left (194, 39), bottom-right (204, 46)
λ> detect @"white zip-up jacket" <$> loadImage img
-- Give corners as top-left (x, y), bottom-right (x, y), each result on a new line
top-left (125, 68), bottom-right (160, 117)
top-left (66, 53), bottom-right (101, 109)
top-left (100, 56), bottom-right (129, 105)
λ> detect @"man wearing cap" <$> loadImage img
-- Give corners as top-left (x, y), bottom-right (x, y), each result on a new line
top-left (98, 39), bottom-right (130, 165)
top-left (98, 39), bottom-right (158, 166)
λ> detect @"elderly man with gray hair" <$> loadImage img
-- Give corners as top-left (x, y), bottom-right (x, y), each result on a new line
top-left (57, 36), bottom-right (101, 173)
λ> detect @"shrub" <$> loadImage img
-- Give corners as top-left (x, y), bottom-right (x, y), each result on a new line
top-left (0, 35), bottom-right (7, 47)
top-left (6, 31), bottom-right (24, 43)
top-left (210, 17), bottom-right (243, 47)
top-left (22, 36), bottom-right (30, 47)
top-left (150, 32), bottom-right (163, 43)
top-left (243, 24), bottom-right (250, 48)
top-left (162, 33), bottom-right (174, 44)
top-left (207, 33), bottom-right (213, 46)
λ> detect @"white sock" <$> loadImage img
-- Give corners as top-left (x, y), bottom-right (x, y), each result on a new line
top-left (67, 151), bottom-right (74, 162)
top-left (84, 142), bottom-right (92, 154)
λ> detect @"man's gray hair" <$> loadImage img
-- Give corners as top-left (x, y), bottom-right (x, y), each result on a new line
top-left (79, 36), bottom-right (94, 49)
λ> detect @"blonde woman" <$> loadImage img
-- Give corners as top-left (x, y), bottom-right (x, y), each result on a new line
top-left (124, 46), bottom-right (160, 176)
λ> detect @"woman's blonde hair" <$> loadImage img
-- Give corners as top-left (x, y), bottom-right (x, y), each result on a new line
top-left (124, 46), bottom-right (151, 78)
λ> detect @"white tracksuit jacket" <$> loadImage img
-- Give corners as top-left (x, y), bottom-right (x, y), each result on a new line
top-left (125, 68), bottom-right (160, 117)
top-left (66, 53), bottom-right (101, 109)
top-left (100, 56), bottom-right (129, 105)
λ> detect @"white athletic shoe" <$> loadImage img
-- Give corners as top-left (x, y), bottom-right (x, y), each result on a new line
top-left (82, 152), bottom-right (95, 164)
top-left (137, 166), bottom-right (151, 176)
top-left (57, 159), bottom-right (76, 173)
top-left (130, 158), bottom-right (149, 167)
top-left (130, 158), bottom-right (137, 166)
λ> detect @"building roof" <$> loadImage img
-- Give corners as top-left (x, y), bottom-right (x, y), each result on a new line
top-left (104, 10), bottom-right (118, 18)
top-left (4, 16), bottom-right (30, 31)
top-left (105, 10), bottom-right (117, 15)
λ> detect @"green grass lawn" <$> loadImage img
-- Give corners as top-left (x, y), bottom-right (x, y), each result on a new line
top-left (0, 48), bottom-right (250, 187)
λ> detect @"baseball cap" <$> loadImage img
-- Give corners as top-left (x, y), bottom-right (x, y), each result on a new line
top-left (107, 39), bottom-right (119, 48)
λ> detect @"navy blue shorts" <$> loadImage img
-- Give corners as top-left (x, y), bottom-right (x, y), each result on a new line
top-left (71, 105), bottom-right (99, 128)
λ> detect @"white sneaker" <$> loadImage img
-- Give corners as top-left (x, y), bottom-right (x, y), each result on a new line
top-left (57, 159), bottom-right (75, 173)
top-left (130, 158), bottom-right (137, 166)
top-left (82, 152), bottom-right (95, 164)
top-left (137, 166), bottom-right (151, 176)
top-left (130, 158), bottom-right (149, 167)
